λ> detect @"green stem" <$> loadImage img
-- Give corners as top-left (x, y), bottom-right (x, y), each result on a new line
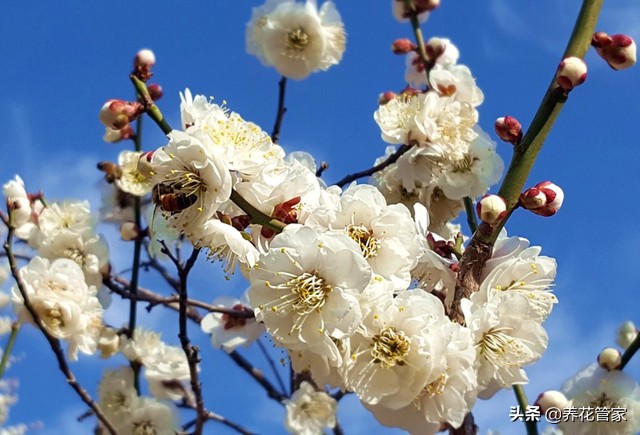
top-left (229, 189), bottom-right (286, 234)
top-left (513, 385), bottom-right (538, 435)
top-left (463, 197), bottom-right (478, 234)
top-left (0, 322), bottom-right (20, 379)
top-left (130, 75), bottom-right (173, 135)
top-left (477, 0), bottom-right (603, 245)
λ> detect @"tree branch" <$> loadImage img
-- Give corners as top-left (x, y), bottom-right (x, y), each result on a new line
top-left (271, 77), bottom-right (288, 144)
top-left (334, 144), bottom-right (412, 188)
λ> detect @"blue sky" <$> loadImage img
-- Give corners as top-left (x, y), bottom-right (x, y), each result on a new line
top-left (1, 1), bottom-right (640, 433)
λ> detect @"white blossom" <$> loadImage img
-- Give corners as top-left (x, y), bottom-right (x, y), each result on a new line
top-left (201, 293), bottom-right (264, 352)
top-left (247, 0), bottom-right (346, 80)
top-left (12, 257), bottom-right (103, 360)
top-left (115, 151), bottom-right (153, 196)
top-left (285, 381), bottom-right (337, 434)
top-left (249, 225), bottom-right (371, 362)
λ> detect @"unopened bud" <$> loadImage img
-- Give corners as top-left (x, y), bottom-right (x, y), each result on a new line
top-left (556, 57), bottom-right (587, 92)
top-left (520, 181), bottom-right (564, 217)
top-left (147, 83), bottom-right (163, 101)
top-left (535, 390), bottom-right (569, 414)
top-left (134, 48), bottom-right (156, 81)
top-left (378, 91), bottom-right (396, 105)
top-left (425, 37), bottom-right (447, 63)
top-left (476, 194), bottom-right (507, 225)
top-left (592, 32), bottom-right (637, 71)
top-left (99, 100), bottom-right (143, 130)
top-left (135, 49), bottom-right (156, 67)
top-left (120, 221), bottom-right (140, 241)
top-left (598, 347), bottom-right (622, 371)
top-left (617, 321), bottom-right (638, 350)
top-left (494, 116), bottom-right (523, 145)
top-left (392, 39), bottom-right (416, 55)
top-left (416, 0), bottom-right (440, 12)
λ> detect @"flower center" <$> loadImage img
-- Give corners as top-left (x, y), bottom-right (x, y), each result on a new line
top-left (133, 421), bottom-right (157, 435)
top-left (286, 271), bottom-right (332, 315)
top-left (346, 224), bottom-right (380, 259)
top-left (589, 392), bottom-right (619, 409)
top-left (286, 27), bottom-right (310, 51)
top-left (64, 248), bottom-right (85, 267)
top-left (370, 327), bottom-right (411, 368)
top-left (424, 371), bottom-right (448, 396)
top-left (478, 327), bottom-right (527, 368)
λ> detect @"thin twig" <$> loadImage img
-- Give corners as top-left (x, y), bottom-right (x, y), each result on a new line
top-left (316, 162), bottom-right (329, 177)
top-left (182, 408), bottom-right (254, 435)
top-left (0, 322), bottom-right (20, 379)
top-left (463, 197), bottom-right (478, 234)
top-left (271, 77), bottom-right (288, 144)
top-left (131, 75), bottom-right (173, 135)
top-left (334, 144), bottom-right (412, 188)
top-left (3, 212), bottom-right (118, 434)
top-left (176, 248), bottom-right (206, 434)
top-left (257, 339), bottom-right (288, 395)
top-left (621, 331), bottom-right (640, 370)
top-left (227, 350), bottom-right (287, 404)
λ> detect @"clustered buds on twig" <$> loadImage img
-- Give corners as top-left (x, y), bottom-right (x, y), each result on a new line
top-left (476, 194), bottom-right (507, 225)
top-left (556, 57), bottom-right (587, 92)
top-left (592, 32), bottom-right (637, 70)
top-left (520, 181), bottom-right (564, 217)
top-left (494, 116), bottom-right (523, 145)
top-left (99, 99), bottom-right (144, 130)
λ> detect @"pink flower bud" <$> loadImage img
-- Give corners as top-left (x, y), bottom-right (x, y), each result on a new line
top-left (535, 390), bottom-right (569, 414)
top-left (133, 48), bottom-right (156, 81)
top-left (598, 347), bottom-right (622, 371)
top-left (494, 116), bottom-right (523, 145)
top-left (99, 100), bottom-right (143, 130)
top-left (137, 152), bottom-right (155, 178)
top-left (520, 181), bottom-right (564, 217)
top-left (378, 91), bottom-right (396, 105)
top-left (416, 0), bottom-right (440, 12)
top-left (592, 32), bottom-right (637, 70)
top-left (135, 49), bottom-right (156, 67)
top-left (120, 221), bottom-right (140, 241)
top-left (476, 194), bottom-right (507, 225)
top-left (556, 57), bottom-right (587, 92)
top-left (147, 83), bottom-right (163, 101)
top-left (391, 39), bottom-right (417, 55)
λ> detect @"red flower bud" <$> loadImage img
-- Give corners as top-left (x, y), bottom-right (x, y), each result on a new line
top-left (494, 116), bottom-right (523, 145)
top-left (520, 181), bottom-right (564, 217)
top-left (592, 32), bottom-right (637, 70)
top-left (556, 57), bottom-right (587, 92)
top-left (391, 38), bottom-right (416, 55)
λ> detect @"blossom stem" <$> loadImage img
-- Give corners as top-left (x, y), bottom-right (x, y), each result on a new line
top-left (463, 197), bottom-right (478, 234)
top-left (182, 409), bottom-right (254, 435)
top-left (405, 2), bottom-right (433, 88)
top-left (3, 210), bottom-right (118, 434)
top-left (175, 247), bottom-right (207, 434)
top-left (513, 385), bottom-right (538, 435)
top-left (0, 322), bottom-right (20, 379)
top-left (271, 77), bottom-right (288, 144)
top-left (130, 75), bottom-right (172, 135)
top-left (334, 144), bottom-right (412, 188)
top-left (620, 331), bottom-right (640, 370)
top-left (448, 0), bottom-right (603, 324)
top-left (230, 189), bottom-right (287, 234)
top-left (128, 115), bottom-right (144, 394)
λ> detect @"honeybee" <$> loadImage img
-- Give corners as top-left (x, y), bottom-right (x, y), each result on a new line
top-left (152, 184), bottom-right (197, 213)
top-left (97, 161), bottom-right (122, 183)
